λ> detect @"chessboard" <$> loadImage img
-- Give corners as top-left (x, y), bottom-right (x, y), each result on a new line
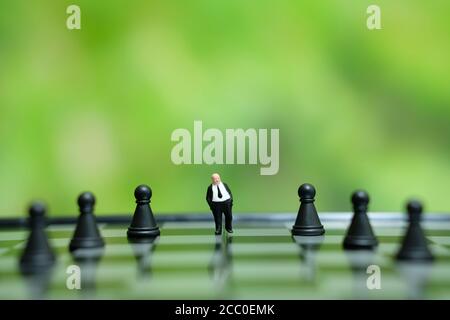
top-left (1, 213), bottom-right (450, 300)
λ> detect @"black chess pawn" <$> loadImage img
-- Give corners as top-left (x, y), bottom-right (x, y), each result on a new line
top-left (127, 185), bottom-right (160, 238)
top-left (69, 192), bottom-right (105, 252)
top-left (396, 200), bottom-right (434, 261)
top-left (19, 202), bottom-right (56, 275)
top-left (292, 183), bottom-right (325, 236)
top-left (343, 190), bottom-right (378, 250)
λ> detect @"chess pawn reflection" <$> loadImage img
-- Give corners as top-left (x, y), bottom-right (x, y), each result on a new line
top-left (345, 250), bottom-right (376, 299)
top-left (21, 267), bottom-right (54, 300)
top-left (128, 236), bottom-right (158, 279)
top-left (293, 235), bottom-right (324, 283)
top-left (19, 202), bottom-right (56, 299)
top-left (343, 191), bottom-right (378, 250)
top-left (69, 192), bottom-right (105, 252)
top-left (292, 184), bottom-right (325, 236)
top-left (396, 262), bottom-right (432, 299)
top-left (396, 200), bottom-right (434, 261)
top-left (70, 247), bottom-right (104, 298)
top-left (127, 185), bottom-right (160, 238)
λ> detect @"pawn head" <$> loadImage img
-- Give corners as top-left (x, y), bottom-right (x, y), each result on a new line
top-left (351, 190), bottom-right (370, 206)
top-left (135, 184), bottom-right (152, 201)
top-left (407, 199), bottom-right (423, 222)
top-left (298, 183), bottom-right (316, 199)
top-left (78, 192), bottom-right (96, 211)
top-left (28, 201), bottom-right (46, 217)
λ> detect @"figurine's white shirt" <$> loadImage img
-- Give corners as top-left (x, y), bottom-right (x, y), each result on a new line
top-left (212, 182), bottom-right (231, 202)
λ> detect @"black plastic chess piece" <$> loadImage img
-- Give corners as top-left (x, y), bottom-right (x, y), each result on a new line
top-left (396, 200), bottom-right (434, 261)
top-left (19, 202), bottom-right (56, 275)
top-left (69, 192), bottom-right (105, 252)
top-left (343, 190), bottom-right (378, 250)
top-left (292, 183), bottom-right (325, 236)
top-left (127, 185), bottom-right (160, 238)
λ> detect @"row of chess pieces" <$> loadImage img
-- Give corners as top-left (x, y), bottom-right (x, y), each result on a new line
top-left (292, 183), bottom-right (434, 262)
top-left (18, 183), bottom-right (434, 275)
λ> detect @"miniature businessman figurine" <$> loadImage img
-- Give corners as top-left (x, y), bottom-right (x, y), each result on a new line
top-left (206, 173), bottom-right (233, 235)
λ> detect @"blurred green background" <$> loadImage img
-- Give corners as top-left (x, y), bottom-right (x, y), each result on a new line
top-left (0, 0), bottom-right (449, 217)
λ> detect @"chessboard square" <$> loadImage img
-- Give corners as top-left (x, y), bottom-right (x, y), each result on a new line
top-left (232, 228), bottom-right (291, 237)
top-left (231, 243), bottom-right (299, 255)
top-left (428, 236), bottom-right (450, 246)
top-left (161, 221), bottom-right (213, 229)
top-left (0, 231), bottom-right (27, 242)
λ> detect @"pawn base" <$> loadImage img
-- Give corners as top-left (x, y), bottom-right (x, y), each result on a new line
top-left (127, 227), bottom-right (160, 238)
top-left (343, 236), bottom-right (378, 250)
top-left (20, 254), bottom-right (56, 275)
top-left (69, 237), bottom-right (105, 252)
top-left (291, 225), bottom-right (325, 236)
top-left (396, 249), bottom-right (434, 262)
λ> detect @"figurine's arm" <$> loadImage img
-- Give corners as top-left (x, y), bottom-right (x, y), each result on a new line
top-left (206, 186), bottom-right (213, 210)
top-left (224, 183), bottom-right (233, 206)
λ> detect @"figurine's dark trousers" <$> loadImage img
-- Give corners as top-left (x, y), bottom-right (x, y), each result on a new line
top-left (211, 199), bottom-right (233, 232)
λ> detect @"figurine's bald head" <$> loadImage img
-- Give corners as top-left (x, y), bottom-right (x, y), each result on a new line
top-left (211, 173), bottom-right (221, 185)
